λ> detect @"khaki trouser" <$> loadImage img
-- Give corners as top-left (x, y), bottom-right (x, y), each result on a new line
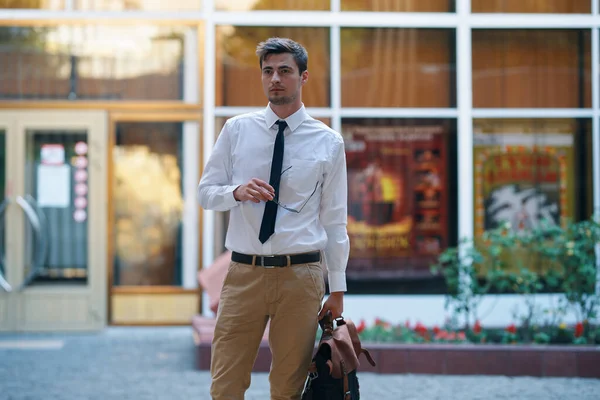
top-left (210, 260), bottom-right (325, 400)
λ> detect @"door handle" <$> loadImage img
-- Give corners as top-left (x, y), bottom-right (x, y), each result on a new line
top-left (16, 195), bottom-right (45, 290)
top-left (24, 194), bottom-right (49, 273)
top-left (0, 198), bottom-right (11, 292)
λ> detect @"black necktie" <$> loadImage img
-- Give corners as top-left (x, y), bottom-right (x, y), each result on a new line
top-left (259, 120), bottom-right (287, 244)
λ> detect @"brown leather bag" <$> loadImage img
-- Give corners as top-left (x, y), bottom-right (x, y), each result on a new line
top-left (302, 311), bottom-right (376, 399)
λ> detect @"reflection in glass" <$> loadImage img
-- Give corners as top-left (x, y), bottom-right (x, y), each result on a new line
top-left (216, 0), bottom-right (329, 11)
top-left (113, 122), bottom-right (183, 286)
top-left (0, 25), bottom-right (188, 100)
top-left (76, 0), bottom-right (201, 11)
top-left (341, 118), bottom-right (456, 281)
top-left (472, 0), bottom-right (590, 13)
top-left (472, 118), bottom-right (593, 285)
top-left (472, 30), bottom-right (591, 108)
top-left (341, 28), bottom-right (456, 108)
top-left (216, 26), bottom-right (330, 107)
top-left (24, 131), bottom-right (89, 283)
top-left (1, 0), bottom-right (63, 9)
top-left (342, 0), bottom-right (453, 12)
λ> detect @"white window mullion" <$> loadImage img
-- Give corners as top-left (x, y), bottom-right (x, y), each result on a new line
top-left (181, 26), bottom-right (200, 289)
top-left (339, 108), bottom-right (458, 118)
top-left (469, 14), bottom-right (597, 29)
top-left (214, 107), bottom-right (333, 118)
top-left (330, 23), bottom-right (342, 132)
top-left (201, 0), bottom-right (216, 316)
top-left (456, 0), bottom-right (473, 324)
top-left (182, 121), bottom-right (200, 289)
top-left (472, 109), bottom-right (594, 119)
top-left (593, 0), bottom-right (599, 16)
top-left (331, 0), bottom-right (340, 13)
top-left (592, 27), bottom-right (600, 295)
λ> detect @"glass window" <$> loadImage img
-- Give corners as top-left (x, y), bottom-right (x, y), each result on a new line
top-left (75, 0), bottom-right (201, 11)
top-left (1, 0), bottom-right (63, 9)
top-left (472, 0), bottom-right (590, 13)
top-left (216, 26), bottom-right (330, 107)
top-left (24, 131), bottom-right (89, 283)
top-left (341, 28), bottom-right (456, 108)
top-left (1, 25), bottom-right (194, 101)
top-left (342, 118), bottom-right (457, 294)
top-left (216, 0), bottom-right (329, 11)
top-left (473, 30), bottom-right (591, 108)
top-left (342, 0), bottom-right (453, 12)
top-left (473, 118), bottom-right (593, 237)
top-left (473, 118), bottom-right (593, 292)
top-left (113, 122), bottom-right (183, 286)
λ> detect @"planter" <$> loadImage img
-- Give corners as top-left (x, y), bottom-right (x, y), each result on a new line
top-left (192, 316), bottom-right (600, 378)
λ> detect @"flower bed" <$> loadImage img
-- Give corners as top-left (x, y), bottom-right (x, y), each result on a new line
top-left (192, 315), bottom-right (600, 378)
top-left (357, 318), bottom-right (600, 346)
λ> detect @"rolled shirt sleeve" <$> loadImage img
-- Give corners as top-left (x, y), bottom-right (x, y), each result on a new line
top-left (319, 140), bottom-right (350, 293)
top-left (197, 120), bottom-right (240, 212)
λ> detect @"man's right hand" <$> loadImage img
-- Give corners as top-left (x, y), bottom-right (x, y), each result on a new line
top-left (233, 178), bottom-right (275, 203)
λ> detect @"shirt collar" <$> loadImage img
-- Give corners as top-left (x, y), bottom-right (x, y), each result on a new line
top-left (264, 103), bottom-right (310, 133)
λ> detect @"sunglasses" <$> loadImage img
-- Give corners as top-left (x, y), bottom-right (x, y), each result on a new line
top-left (270, 181), bottom-right (320, 213)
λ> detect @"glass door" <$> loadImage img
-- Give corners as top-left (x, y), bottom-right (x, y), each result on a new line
top-left (0, 110), bottom-right (107, 332)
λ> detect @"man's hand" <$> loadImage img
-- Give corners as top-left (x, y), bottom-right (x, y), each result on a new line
top-left (318, 292), bottom-right (344, 320)
top-left (233, 178), bottom-right (275, 203)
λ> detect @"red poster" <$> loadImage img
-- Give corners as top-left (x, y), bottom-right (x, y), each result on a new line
top-left (343, 124), bottom-right (449, 279)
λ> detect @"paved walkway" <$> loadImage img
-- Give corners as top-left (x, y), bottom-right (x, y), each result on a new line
top-left (1, 327), bottom-right (599, 399)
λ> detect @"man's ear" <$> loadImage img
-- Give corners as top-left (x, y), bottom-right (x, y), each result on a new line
top-left (301, 70), bottom-right (309, 85)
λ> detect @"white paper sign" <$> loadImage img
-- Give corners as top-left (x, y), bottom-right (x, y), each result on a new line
top-left (41, 144), bottom-right (65, 165)
top-left (37, 165), bottom-right (71, 208)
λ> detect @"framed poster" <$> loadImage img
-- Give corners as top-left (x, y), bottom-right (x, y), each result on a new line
top-left (473, 120), bottom-right (576, 236)
top-left (343, 124), bottom-right (450, 279)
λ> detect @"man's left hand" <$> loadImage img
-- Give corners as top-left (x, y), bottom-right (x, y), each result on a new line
top-left (318, 291), bottom-right (344, 320)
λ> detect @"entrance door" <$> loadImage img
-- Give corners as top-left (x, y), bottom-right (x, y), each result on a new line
top-left (0, 110), bottom-right (107, 332)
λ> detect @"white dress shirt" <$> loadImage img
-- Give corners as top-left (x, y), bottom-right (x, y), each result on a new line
top-left (198, 104), bottom-right (350, 292)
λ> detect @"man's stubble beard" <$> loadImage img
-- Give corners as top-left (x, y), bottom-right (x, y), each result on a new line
top-left (269, 90), bottom-right (298, 106)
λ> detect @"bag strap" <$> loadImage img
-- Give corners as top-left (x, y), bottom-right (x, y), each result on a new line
top-left (361, 348), bottom-right (376, 367)
top-left (341, 360), bottom-right (351, 400)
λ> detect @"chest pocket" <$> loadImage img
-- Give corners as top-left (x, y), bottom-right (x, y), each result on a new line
top-left (281, 158), bottom-right (321, 205)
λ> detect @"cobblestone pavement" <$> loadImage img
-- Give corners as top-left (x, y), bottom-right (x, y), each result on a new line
top-left (1, 327), bottom-right (599, 400)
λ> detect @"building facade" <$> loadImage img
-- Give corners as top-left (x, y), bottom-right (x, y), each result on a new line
top-left (0, 0), bottom-right (598, 331)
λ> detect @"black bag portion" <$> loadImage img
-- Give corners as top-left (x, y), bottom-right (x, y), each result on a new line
top-left (301, 311), bottom-right (375, 400)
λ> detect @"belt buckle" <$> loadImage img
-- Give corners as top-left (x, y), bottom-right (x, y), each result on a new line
top-left (261, 255), bottom-right (276, 268)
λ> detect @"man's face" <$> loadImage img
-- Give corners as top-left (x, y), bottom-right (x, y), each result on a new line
top-left (261, 52), bottom-right (308, 105)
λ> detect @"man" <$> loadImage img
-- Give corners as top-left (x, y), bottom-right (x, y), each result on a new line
top-left (197, 37), bottom-right (350, 400)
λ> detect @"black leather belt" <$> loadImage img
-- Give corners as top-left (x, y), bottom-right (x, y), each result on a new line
top-left (231, 251), bottom-right (320, 267)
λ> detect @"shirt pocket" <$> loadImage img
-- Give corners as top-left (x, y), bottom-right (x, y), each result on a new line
top-left (281, 158), bottom-right (321, 204)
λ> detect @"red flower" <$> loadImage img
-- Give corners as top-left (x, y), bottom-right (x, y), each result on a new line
top-left (432, 325), bottom-right (441, 335)
top-left (375, 318), bottom-right (384, 326)
top-left (574, 322), bottom-right (584, 338)
top-left (505, 324), bottom-right (517, 334)
top-left (414, 322), bottom-right (428, 337)
top-left (457, 332), bottom-right (466, 341)
top-left (473, 320), bottom-right (482, 334)
top-left (435, 330), bottom-right (448, 341)
top-left (404, 319), bottom-right (411, 328)
top-left (357, 319), bottom-right (367, 334)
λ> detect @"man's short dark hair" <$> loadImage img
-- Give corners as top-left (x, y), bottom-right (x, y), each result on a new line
top-left (256, 37), bottom-right (308, 74)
